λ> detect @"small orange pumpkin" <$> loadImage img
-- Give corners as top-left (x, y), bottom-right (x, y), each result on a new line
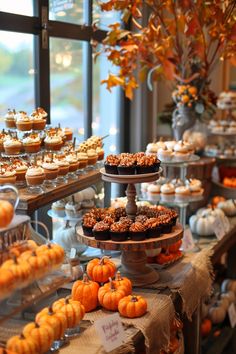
top-left (52, 296), bottom-right (85, 328)
top-left (36, 243), bottom-right (64, 268)
top-left (23, 322), bottom-right (54, 354)
top-left (87, 256), bottom-right (116, 283)
top-left (212, 196), bottom-right (226, 207)
top-left (104, 271), bottom-right (132, 295)
top-left (0, 268), bottom-right (15, 297)
top-left (6, 333), bottom-right (39, 354)
top-left (201, 318), bottom-right (212, 337)
top-left (0, 200), bottom-right (14, 228)
top-left (35, 306), bottom-right (67, 340)
top-left (20, 250), bottom-right (50, 279)
top-left (166, 240), bottom-right (182, 253)
top-left (118, 295), bottom-right (147, 318)
top-left (98, 278), bottom-right (126, 311)
top-left (1, 256), bottom-right (31, 287)
top-left (71, 273), bottom-right (99, 312)
top-left (0, 348), bottom-right (17, 354)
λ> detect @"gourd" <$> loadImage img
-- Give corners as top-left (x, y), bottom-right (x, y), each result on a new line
top-left (189, 207), bottom-right (226, 236)
top-left (0, 268), bottom-right (15, 299)
top-left (36, 243), bottom-right (64, 268)
top-left (35, 306), bottom-right (67, 340)
top-left (71, 273), bottom-right (99, 312)
top-left (1, 256), bottom-right (31, 288)
top-left (19, 250), bottom-right (50, 280)
top-left (221, 291), bottom-right (236, 304)
top-left (0, 200), bottom-right (14, 228)
top-left (145, 248), bottom-right (161, 258)
top-left (211, 196), bottom-right (226, 208)
top-left (0, 349), bottom-right (17, 354)
top-left (53, 222), bottom-right (87, 254)
top-left (52, 297), bottom-right (85, 328)
top-left (118, 295), bottom-right (147, 318)
top-left (208, 305), bottom-right (226, 324)
top-left (201, 319), bottom-right (212, 337)
top-left (6, 334), bottom-right (39, 354)
top-left (98, 278), bottom-right (126, 311)
top-left (22, 322), bottom-right (54, 354)
top-left (217, 199), bottom-right (236, 216)
top-left (87, 256), bottom-right (116, 283)
top-left (113, 271), bottom-right (132, 295)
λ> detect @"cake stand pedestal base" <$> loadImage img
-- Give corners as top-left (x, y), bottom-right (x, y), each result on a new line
top-left (120, 250), bottom-right (159, 287)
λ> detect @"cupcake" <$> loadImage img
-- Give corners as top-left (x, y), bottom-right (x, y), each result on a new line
top-left (66, 153), bottom-right (79, 172)
top-left (54, 157), bottom-right (70, 176)
top-left (77, 152), bottom-right (88, 169)
top-left (0, 166), bottom-right (16, 185)
top-left (165, 140), bottom-right (176, 150)
top-left (22, 134), bottom-right (41, 153)
top-left (145, 218), bottom-right (162, 238)
top-left (118, 156), bottom-right (136, 175)
top-left (114, 207), bottom-right (127, 220)
top-left (65, 201), bottom-right (81, 218)
top-left (175, 186), bottom-right (191, 202)
top-left (44, 134), bottom-right (63, 151)
top-left (135, 215), bottom-right (148, 223)
top-left (110, 222), bottom-right (128, 241)
top-left (136, 154), bottom-right (160, 174)
top-left (104, 154), bottom-right (120, 174)
top-left (87, 149), bottom-right (98, 165)
top-left (52, 200), bottom-right (66, 217)
top-left (186, 178), bottom-right (203, 196)
top-left (4, 109), bottom-right (16, 129)
top-left (160, 183), bottom-right (175, 202)
top-left (145, 142), bottom-right (158, 155)
top-left (63, 127), bottom-right (73, 141)
top-left (15, 111), bottom-right (33, 131)
top-left (82, 215), bottom-right (97, 236)
top-left (42, 162), bottom-right (59, 180)
top-left (157, 215), bottom-right (172, 234)
top-left (26, 166), bottom-right (45, 186)
top-left (0, 132), bottom-right (9, 152)
top-left (31, 107), bottom-right (47, 130)
top-left (147, 184), bottom-right (161, 196)
top-left (119, 216), bottom-right (133, 228)
top-left (12, 160), bottom-right (28, 183)
top-left (129, 222), bottom-right (147, 241)
top-left (3, 137), bottom-right (22, 155)
top-left (96, 147), bottom-right (105, 161)
top-left (157, 147), bottom-right (173, 161)
top-left (93, 221), bottom-right (110, 240)
top-left (173, 141), bottom-right (190, 161)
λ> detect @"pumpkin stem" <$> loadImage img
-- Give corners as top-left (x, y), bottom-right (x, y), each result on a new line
top-left (115, 271), bottom-right (122, 281)
top-left (109, 277), bottom-right (116, 291)
top-left (48, 306), bottom-right (54, 315)
top-left (82, 273), bottom-right (90, 283)
top-left (131, 296), bottom-right (138, 302)
top-left (65, 296), bottom-right (71, 304)
top-left (20, 333), bottom-right (25, 340)
top-left (35, 322), bottom-right (40, 328)
top-left (99, 256), bottom-right (111, 265)
top-left (32, 251), bottom-right (37, 257)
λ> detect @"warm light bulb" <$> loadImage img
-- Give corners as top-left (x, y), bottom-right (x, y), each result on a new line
top-left (109, 144), bottom-right (116, 152)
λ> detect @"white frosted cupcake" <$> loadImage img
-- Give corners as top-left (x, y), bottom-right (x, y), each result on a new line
top-left (65, 201), bottom-right (82, 218)
top-left (157, 147), bottom-right (173, 161)
top-left (52, 200), bottom-right (66, 217)
top-left (186, 179), bottom-right (203, 196)
top-left (174, 141), bottom-right (190, 161)
top-left (175, 186), bottom-right (191, 201)
top-left (147, 183), bottom-right (161, 195)
top-left (146, 142), bottom-right (158, 155)
top-left (160, 183), bottom-right (175, 201)
top-left (165, 140), bottom-right (176, 150)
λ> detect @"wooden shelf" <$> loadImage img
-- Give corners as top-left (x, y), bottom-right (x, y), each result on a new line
top-left (0, 170), bottom-right (101, 215)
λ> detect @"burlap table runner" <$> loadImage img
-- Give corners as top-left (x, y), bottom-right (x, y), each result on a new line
top-left (147, 248), bottom-right (214, 319)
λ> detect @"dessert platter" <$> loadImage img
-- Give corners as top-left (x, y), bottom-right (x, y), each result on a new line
top-left (77, 205), bottom-right (183, 286)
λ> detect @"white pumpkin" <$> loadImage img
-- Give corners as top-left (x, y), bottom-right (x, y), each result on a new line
top-left (145, 248), bottom-right (162, 258)
top-left (190, 207), bottom-right (226, 236)
top-left (197, 207), bottom-right (225, 219)
top-left (53, 222), bottom-right (87, 254)
top-left (218, 199), bottom-right (236, 216)
top-left (208, 306), bottom-right (226, 324)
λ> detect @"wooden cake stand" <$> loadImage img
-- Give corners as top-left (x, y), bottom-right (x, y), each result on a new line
top-left (77, 224), bottom-right (183, 286)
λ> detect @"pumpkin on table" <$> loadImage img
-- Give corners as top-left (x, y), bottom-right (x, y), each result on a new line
top-left (0, 349), bottom-right (17, 354)
top-left (1, 256), bottom-right (31, 288)
top-left (112, 271), bottom-right (132, 295)
top-left (217, 199), bottom-right (236, 216)
top-left (0, 200), bottom-right (14, 228)
top-left (87, 256), bottom-right (116, 283)
top-left (118, 295), bottom-right (147, 318)
top-left (71, 273), bottom-right (99, 312)
top-left (208, 305), bottom-right (226, 324)
top-left (211, 196), bottom-right (226, 208)
top-left (22, 322), bottom-right (54, 354)
top-left (6, 334), bottom-right (39, 354)
top-left (35, 306), bottom-right (67, 340)
top-left (189, 206), bottom-right (226, 236)
top-left (98, 278), bottom-right (126, 311)
top-left (52, 296), bottom-right (85, 328)
top-left (36, 243), bottom-right (64, 268)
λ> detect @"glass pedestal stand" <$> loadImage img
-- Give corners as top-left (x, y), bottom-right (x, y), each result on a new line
top-left (76, 168), bottom-right (183, 287)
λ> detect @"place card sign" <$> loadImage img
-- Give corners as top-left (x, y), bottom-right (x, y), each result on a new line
top-left (228, 303), bottom-right (236, 328)
top-left (94, 313), bottom-right (125, 352)
top-left (182, 226), bottom-right (195, 252)
top-left (212, 217), bottom-right (229, 240)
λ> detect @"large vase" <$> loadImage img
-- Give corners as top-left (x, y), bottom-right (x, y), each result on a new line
top-left (172, 105), bottom-right (197, 141)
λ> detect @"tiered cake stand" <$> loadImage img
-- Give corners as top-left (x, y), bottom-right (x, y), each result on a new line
top-left (76, 168), bottom-right (183, 286)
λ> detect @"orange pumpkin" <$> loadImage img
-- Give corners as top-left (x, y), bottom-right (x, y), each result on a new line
top-left (163, 240), bottom-right (182, 253)
top-left (0, 200), bottom-right (14, 228)
top-left (212, 196), bottom-right (226, 207)
top-left (1, 256), bottom-right (31, 287)
top-left (104, 271), bottom-right (132, 295)
top-left (87, 256), bottom-right (116, 283)
top-left (10, 240), bottom-right (37, 258)
top-left (156, 252), bottom-right (173, 265)
top-left (71, 273), bottom-right (99, 312)
top-left (52, 296), bottom-right (85, 328)
top-left (20, 250), bottom-right (50, 279)
top-left (36, 243), bottom-right (64, 268)
top-left (0, 268), bottom-right (15, 298)
top-left (118, 295), bottom-right (147, 318)
top-left (23, 322), bottom-right (54, 354)
top-left (98, 278), bottom-right (126, 311)
top-left (201, 318), bottom-right (212, 337)
top-left (6, 334), bottom-right (39, 354)
top-left (35, 306), bottom-right (67, 340)
top-left (0, 348), bottom-right (17, 354)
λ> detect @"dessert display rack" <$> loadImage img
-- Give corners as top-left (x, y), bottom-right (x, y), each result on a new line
top-left (76, 168), bottom-right (183, 287)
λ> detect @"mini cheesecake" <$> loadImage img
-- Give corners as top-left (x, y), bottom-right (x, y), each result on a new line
top-left (3, 138), bottom-right (22, 155)
top-left (26, 166), bottom-right (45, 186)
top-left (31, 107), bottom-right (47, 130)
top-left (15, 111), bottom-right (33, 131)
top-left (22, 134), bottom-right (41, 153)
top-left (4, 109), bottom-right (16, 129)
top-left (42, 162), bottom-right (59, 180)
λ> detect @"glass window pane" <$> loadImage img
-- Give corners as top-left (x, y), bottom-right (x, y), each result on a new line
top-left (93, 52), bottom-right (120, 156)
top-left (49, 0), bottom-right (83, 25)
top-left (0, 1), bottom-right (33, 16)
top-left (50, 38), bottom-right (84, 141)
top-left (93, 1), bottom-right (121, 30)
top-left (0, 31), bottom-right (35, 130)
